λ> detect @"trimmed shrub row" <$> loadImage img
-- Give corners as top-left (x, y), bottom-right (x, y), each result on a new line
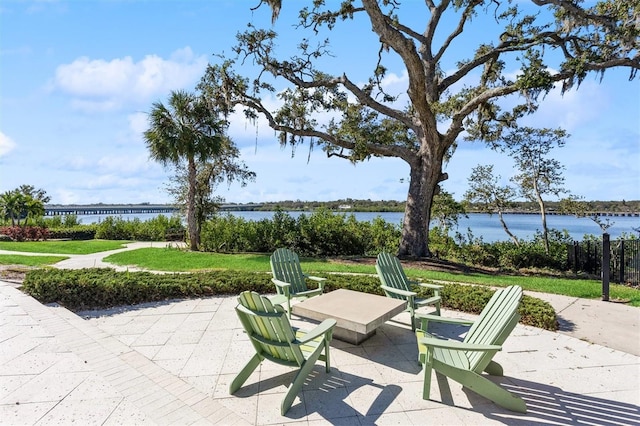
top-left (48, 225), bottom-right (98, 240)
top-left (0, 226), bottom-right (50, 241)
top-left (21, 268), bottom-right (558, 330)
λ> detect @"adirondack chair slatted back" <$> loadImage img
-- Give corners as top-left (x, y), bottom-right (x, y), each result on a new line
top-left (271, 248), bottom-right (308, 295)
top-left (376, 251), bottom-right (411, 297)
top-left (236, 291), bottom-right (305, 367)
top-left (463, 285), bottom-right (522, 372)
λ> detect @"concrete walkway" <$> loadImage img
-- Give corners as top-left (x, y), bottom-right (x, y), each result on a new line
top-left (1, 244), bottom-right (639, 425)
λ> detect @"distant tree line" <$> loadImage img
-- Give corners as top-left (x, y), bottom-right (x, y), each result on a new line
top-left (250, 199), bottom-right (639, 214)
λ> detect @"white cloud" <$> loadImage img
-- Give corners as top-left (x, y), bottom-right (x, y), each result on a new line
top-left (128, 112), bottom-right (149, 137)
top-left (96, 154), bottom-right (155, 175)
top-left (85, 174), bottom-right (147, 190)
top-left (64, 156), bottom-right (92, 170)
top-left (54, 188), bottom-right (80, 204)
top-left (69, 98), bottom-right (120, 113)
top-left (379, 70), bottom-right (409, 98)
top-left (113, 112), bottom-right (151, 145)
top-left (0, 131), bottom-right (17, 157)
top-left (523, 80), bottom-right (604, 132)
top-left (52, 47), bottom-right (208, 111)
top-left (59, 152), bottom-right (158, 177)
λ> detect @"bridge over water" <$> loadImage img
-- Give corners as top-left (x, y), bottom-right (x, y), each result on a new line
top-left (44, 203), bottom-right (264, 216)
top-left (44, 204), bottom-right (637, 217)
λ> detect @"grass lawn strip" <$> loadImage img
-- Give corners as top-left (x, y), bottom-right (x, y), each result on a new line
top-left (0, 254), bottom-right (69, 266)
top-left (0, 240), bottom-right (130, 255)
top-left (105, 247), bottom-right (640, 307)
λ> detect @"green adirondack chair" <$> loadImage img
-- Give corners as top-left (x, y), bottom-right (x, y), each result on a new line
top-left (270, 248), bottom-right (326, 317)
top-left (230, 291), bottom-right (337, 415)
top-left (415, 285), bottom-right (527, 413)
top-left (375, 251), bottom-right (442, 331)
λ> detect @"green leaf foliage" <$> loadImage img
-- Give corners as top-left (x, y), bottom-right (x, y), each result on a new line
top-left (22, 268), bottom-right (557, 330)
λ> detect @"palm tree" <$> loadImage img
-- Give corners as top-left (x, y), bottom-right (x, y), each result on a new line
top-left (144, 90), bottom-right (224, 250)
top-left (23, 197), bottom-right (45, 227)
top-left (0, 190), bottom-right (24, 226)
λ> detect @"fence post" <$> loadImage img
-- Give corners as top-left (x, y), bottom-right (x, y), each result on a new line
top-left (619, 240), bottom-right (625, 284)
top-left (602, 233), bottom-right (610, 301)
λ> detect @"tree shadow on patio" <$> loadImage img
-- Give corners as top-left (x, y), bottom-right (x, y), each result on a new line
top-left (475, 377), bottom-right (640, 425)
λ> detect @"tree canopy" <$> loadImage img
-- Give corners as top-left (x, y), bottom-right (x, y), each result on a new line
top-left (0, 185), bottom-right (50, 227)
top-left (199, 0), bottom-right (639, 257)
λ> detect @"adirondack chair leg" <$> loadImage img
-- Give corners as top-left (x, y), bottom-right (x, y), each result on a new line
top-left (408, 300), bottom-right (416, 332)
top-left (422, 349), bottom-right (434, 400)
top-left (230, 353), bottom-right (262, 394)
top-left (443, 367), bottom-right (527, 413)
top-left (322, 340), bottom-right (331, 372)
top-left (281, 346), bottom-right (325, 415)
top-left (484, 360), bottom-right (504, 376)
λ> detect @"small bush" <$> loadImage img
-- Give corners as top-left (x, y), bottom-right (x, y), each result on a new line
top-left (200, 209), bottom-right (402, 257)
top-left (94, 215), bottom-right (185, 241)
top-left (47, 225), bottom-right (97, 240)
top-left (22, 268), bottom-right (557, 330)
top-left (38, 215), bottom-right (83, 228)
top-left (0, 226), bottom-right (50, 241)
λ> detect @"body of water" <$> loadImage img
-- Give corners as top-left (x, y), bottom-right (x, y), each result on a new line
top-left (73, 210), bottom-right (639, 243)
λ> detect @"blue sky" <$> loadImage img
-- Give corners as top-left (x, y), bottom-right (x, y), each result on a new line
top-left (1, 0), bottom-right (639, 205)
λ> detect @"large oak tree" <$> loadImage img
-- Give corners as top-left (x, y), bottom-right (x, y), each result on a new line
top-left (199, 0), bottom-right (638, 257)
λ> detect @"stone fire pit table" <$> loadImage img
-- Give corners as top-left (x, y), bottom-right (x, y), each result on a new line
top-left (291, 288), bottom-right (407, 345)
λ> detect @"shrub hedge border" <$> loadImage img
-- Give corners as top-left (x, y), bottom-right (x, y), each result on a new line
top-left (22, 268), bottom-right (558, 330)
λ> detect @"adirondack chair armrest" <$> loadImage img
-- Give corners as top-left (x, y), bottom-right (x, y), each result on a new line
top-left (305, 275), bottom-right (327, 291)
top-left (305, 275), bottom-right (327, 282)
top-left (296, 288), bottom-right (323, 297)
top-left (415, 313), bottom-right (474, 326)
top-left (380, 284), bottom-right (417, 298)
top-left (417, 282), bottom-right (443, 292)
top-left (298, 319), bottom-right (337, 344)
top-left (408, 280), bottom-right (442, 294)
top-left (272, 278), bottom-right (291, 296)
top-left (418, 336), bottom-right (502, 352)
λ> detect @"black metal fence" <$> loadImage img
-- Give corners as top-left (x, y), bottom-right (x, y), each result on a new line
top-left (568, 238), bottom-right (640, 285)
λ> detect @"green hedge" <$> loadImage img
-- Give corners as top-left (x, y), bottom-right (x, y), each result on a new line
top-left (200, 209), bottom-right (401, 256)
top-left (94, 215), bottom-right (185, 241)
top-left (47, 225), bottom-right (97, 240)
top-left (22, 268), bottom-right (557, 330)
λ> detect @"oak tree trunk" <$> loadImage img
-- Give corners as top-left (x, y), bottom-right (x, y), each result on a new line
top-left (398, 154), bottom-right (443, 258)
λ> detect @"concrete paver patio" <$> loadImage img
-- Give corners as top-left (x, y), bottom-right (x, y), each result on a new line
top-left (1, 280), bottom-right (638, 425)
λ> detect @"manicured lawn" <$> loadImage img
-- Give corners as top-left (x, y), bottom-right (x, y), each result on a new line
top-left (104, 248), bottom-right (362, 273)
top-left (3, 241), bottom-right (637, 307)
top-left (407, 268), bottom-right (640, 306)
top-left (0, 254), bottom-right (68, 266)
top-left (0, 240), bottom-right (130, 255)
top-left (105, 247), bottom-right (640, 306)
